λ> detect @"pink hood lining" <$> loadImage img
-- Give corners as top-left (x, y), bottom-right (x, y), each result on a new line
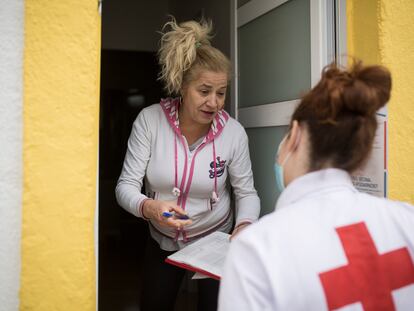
top-left (160, 97), bottom-right (230, 143)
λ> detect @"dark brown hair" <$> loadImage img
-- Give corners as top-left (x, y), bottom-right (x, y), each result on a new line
top-left (292, 61), bottom-right (392, 172)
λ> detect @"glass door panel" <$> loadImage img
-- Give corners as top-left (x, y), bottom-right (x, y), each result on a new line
top-left (237, 0), bottom-right (315, 216)
top-left (246, 126), bottom-right (289, 215)
top-left (238, 0), bottom-right (311, 108)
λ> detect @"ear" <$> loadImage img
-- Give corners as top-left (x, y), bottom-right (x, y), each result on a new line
top-left (284, 120), bottom-right (301, 153)
top-left (179, 85), bottom-right (186, 99)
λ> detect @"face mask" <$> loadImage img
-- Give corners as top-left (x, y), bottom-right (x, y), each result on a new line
top-left (274, 136), bottom-right (292, 193)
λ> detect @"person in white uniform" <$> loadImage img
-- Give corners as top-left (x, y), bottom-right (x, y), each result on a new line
top-left (116, 18), bottom-right (260, 311)
top-left (219, 62), bottom-right (414, 311)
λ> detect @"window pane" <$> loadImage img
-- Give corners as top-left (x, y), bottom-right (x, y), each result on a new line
top-left (246, 126), bottom-right (289, 216)
top-left (238, 0), bottom-right (311, 108)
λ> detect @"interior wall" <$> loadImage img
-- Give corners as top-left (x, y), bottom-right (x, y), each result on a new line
top-left (169, 0), bottom-right (231, 57)
top-left (102, 0), bottom-right (170, 51)
top-left (102, 0), bottom-right (231, 56)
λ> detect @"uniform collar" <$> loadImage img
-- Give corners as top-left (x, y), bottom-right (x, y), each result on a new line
top-left (276, 168), bottom-right (357, 210)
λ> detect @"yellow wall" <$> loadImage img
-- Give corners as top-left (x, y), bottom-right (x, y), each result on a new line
top-left (347, 0), bottom-right (414, 204)
top-left (347, 0), bottom-right (381, 64)
top-left (22, 1), bottom-right (101, 310)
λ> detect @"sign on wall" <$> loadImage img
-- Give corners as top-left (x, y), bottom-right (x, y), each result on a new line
top-left (351, 112), bottom-right (387, 197)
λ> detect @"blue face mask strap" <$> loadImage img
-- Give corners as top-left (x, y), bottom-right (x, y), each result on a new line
top-left (274, 127), bottom-right (301, 192)
top-left (274, 136), bottom-right (288, 192)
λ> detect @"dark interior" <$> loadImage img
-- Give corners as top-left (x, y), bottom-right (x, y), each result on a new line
top-left (98, 49), bottom-right (165, 310)
top-left (98, 1), bottom-right (230, 309)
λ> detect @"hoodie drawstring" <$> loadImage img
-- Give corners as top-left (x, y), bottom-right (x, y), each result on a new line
top-left (171, 135), bottom-right (219, 241)
top-left (211, 139), bottom-right (219, 207)
top-left (172, 134), bottom-right (181, 198)
top-left (172, 134), bottom-right (189, 242)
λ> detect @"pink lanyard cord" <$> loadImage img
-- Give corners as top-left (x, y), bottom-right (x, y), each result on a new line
top-left (212, 139), bottom-right (218, 195)
top-left (174, 134), bottom-right (178, 189)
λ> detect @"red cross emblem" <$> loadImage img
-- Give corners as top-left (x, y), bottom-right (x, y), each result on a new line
top-left (319, 222), bottom-right (414, 311)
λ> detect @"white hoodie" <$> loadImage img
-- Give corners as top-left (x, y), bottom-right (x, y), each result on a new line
top-left (116, 98), bottom-right (260, 251)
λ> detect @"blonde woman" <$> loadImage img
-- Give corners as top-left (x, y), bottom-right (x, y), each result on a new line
top-left (116, 18), bottom-right (260, 311)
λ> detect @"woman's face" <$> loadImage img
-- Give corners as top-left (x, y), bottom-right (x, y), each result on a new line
top-left (180, 70), bottom-right (228, 126)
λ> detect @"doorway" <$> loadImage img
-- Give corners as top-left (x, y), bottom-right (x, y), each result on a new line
top-left (98, 0), bottom-right (340, 309)
top-left (98, 1), bottom-right (231, 310)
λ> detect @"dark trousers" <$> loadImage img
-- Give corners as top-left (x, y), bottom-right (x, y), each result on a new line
top-left (140, 237), bottom-right (219, 311)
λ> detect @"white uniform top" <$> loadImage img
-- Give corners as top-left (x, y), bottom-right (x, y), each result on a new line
top-left (116, 98), bottom-right (260, 251)
top-left (219, 168), bottom-right (414, 311)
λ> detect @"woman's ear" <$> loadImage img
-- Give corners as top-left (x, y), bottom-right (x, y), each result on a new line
top-left (285, 120), bottom-right (301, 153)
top-left (179, 87), bottom-right (185, 100)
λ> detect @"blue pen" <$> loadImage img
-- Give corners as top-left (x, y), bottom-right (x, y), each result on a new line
top-left (162, 211), bottom-right (190, 220)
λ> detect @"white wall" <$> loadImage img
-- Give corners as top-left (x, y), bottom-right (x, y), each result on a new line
top-left (0, 1), bottom-right (24, 310)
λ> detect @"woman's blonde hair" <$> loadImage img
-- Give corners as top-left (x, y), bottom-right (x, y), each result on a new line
top-left (158, 17), bottom-right (231, 95)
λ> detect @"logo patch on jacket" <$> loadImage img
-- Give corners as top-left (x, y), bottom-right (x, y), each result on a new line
top-left (209, 156), bottom-right (226, 178)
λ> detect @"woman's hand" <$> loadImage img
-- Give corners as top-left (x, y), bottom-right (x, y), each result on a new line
top-left (230, 222), bottom-right (251, 240)
top-left (142, 199), bottom-right (192, 229)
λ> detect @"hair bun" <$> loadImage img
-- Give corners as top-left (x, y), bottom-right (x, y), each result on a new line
top-left (292, 60), bottom-right (392, 173)
top-left (351, 62), bottom-right (392, 111)
top-left (319, 61), bottom-right (392, 121)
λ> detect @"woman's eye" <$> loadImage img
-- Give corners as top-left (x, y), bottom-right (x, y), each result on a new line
top-left (217, 92), bottom-right (225, 97)
top-left (200, 90), bottom-right (209, 95)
